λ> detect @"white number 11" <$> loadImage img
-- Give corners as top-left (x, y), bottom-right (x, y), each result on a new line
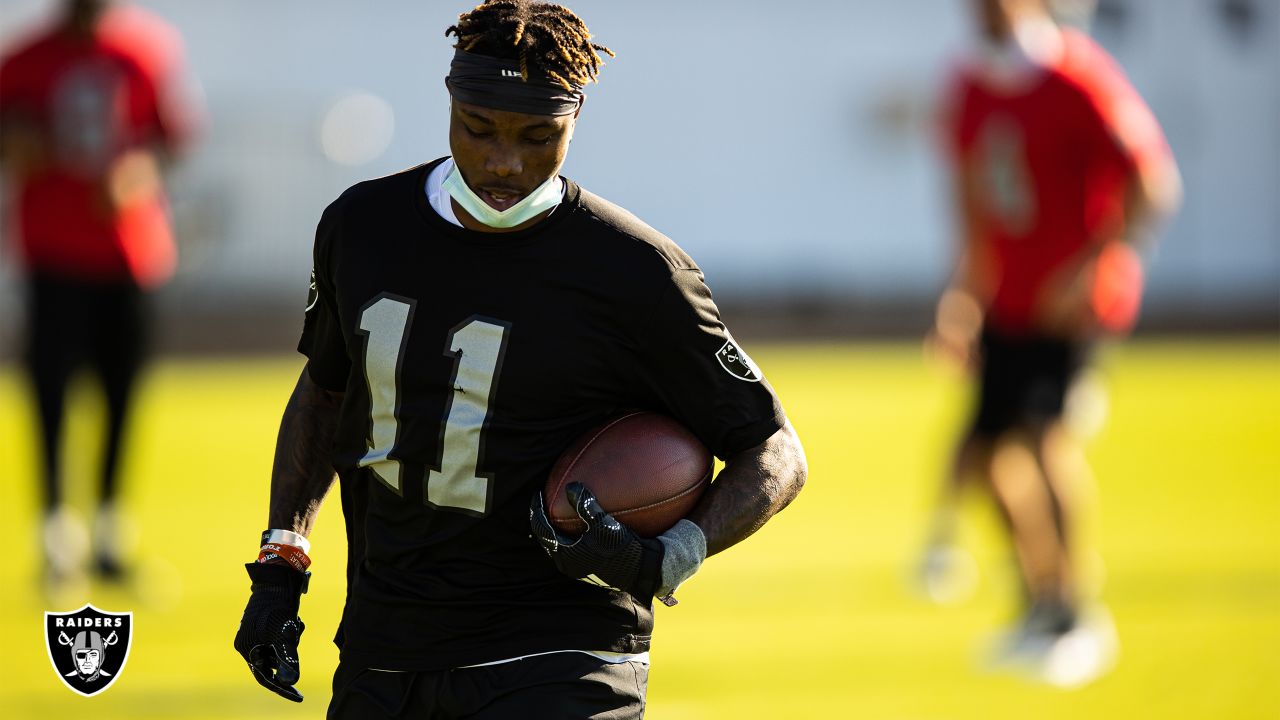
top-left (357, 295), bottom-right (509, 516)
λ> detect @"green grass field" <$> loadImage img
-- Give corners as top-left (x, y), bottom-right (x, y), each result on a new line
top-left (0, 341), bottom-right (1276, 719)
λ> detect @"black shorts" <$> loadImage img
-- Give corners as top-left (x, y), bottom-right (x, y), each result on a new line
top-left (327, 652), bottom-right (648, 720)
top-left (972, 328), bottom-right (1089, 437)
top-left (25, 272), bottom-right (149, 376)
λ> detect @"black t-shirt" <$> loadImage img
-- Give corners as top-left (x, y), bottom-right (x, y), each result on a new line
top-left (298, 158), bottom-right (786, 670)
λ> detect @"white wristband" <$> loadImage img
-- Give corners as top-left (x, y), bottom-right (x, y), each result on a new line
top-left (263, 528), bottom-right (311, 554)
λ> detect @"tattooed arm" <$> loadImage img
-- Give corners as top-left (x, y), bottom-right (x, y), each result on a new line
top-left (266, 367), bottom-right (344, 536)
top-left (687, 421), bottom-right (807, 557)
top-left (233, 366), bottom-right (343, 703)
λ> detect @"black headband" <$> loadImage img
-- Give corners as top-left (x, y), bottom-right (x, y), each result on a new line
top-left (445, 49), bottom-right (584, 116)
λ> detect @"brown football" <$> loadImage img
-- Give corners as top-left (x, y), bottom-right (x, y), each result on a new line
top-left (545, 412), bottom-right (712, 538)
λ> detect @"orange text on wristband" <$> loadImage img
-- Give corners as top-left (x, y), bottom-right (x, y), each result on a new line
top-left (257, 542), bottom-right (311, 573)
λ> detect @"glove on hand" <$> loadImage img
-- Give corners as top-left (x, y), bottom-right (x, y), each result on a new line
top-left (530, 482), bottom-right (664, 603)
top-left (234, 562), bottom-right (309, 703)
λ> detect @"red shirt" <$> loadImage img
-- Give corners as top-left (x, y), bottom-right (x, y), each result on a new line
top-left (0, 5), bottom-right (195, 287)
top-left (943, 30), bottom-right (1170, 333)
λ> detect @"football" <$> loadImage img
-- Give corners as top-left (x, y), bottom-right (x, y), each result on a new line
top-left (545, 412), bottom-right (712, 538)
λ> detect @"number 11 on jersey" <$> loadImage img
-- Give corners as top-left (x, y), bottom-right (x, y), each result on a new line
top-left (357, 294), bottom-right (510, 515)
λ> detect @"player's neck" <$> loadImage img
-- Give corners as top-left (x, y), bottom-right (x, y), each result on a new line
top-left (1009, 14), bottom-right (1064, 67)
top-left (977, 15), bottom-right (1063, 91)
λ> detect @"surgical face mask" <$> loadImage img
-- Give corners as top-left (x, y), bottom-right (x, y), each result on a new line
top-left (442, 163), bottom-right (562, 229)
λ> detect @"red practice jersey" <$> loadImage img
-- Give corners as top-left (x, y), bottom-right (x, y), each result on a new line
top-left (943, 29), bottom-right (1170, 333)
top-left (0, 5), bottom-right (196, 287)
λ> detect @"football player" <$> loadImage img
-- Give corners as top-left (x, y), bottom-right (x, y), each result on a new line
top-left (0, 0), bottom-right (198, 588)
top-left (923, 0), bottom-right (1180, 687)
top-left (233, 1), bottom-right (807, 716)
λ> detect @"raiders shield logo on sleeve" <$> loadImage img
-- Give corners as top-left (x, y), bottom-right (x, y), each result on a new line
top-left (45, 604), bottom-right (133, 697)
top-left (305, 269), bottom-right (319, 313)
top-left (715, 338), bottom-right (763, 382)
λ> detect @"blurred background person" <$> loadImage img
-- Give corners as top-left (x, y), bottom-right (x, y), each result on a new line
top-left (922, 0), bottom-right (1182, 687)
top-left (0, 0), bottom-right (198, 590)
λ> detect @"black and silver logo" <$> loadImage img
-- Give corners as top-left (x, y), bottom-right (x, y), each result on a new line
top-left (305, 269), bottom-right (319, 313)
top-left (715, 338), bottom-right (762, 383)
top-left (45, 604), bottom-right (133, 697)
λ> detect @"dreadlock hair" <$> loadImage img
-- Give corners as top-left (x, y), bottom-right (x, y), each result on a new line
top-left (446, 0), bottom-right (615, 92)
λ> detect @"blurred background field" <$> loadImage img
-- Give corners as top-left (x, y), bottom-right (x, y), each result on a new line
top-left (0, 341), bottom-right (1276, 719)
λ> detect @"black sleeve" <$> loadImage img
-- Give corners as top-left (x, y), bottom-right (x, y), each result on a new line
top-left (631, 269), bottom-right (786, 460)
top-left (296, 206), bottom-right (350, 391)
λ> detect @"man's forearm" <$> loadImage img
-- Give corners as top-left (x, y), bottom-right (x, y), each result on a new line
top-left (1124, 157), bottom-right (1182, 248)
top-left (687, 422), bottom-right (807, 557)
top-left (267, 367), bottom-right (344, 536)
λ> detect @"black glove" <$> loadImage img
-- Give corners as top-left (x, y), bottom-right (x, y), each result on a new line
top-left (530, 482), bottom-right (664, 602)
top-left (234, 562), bottom-right (309, 703)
